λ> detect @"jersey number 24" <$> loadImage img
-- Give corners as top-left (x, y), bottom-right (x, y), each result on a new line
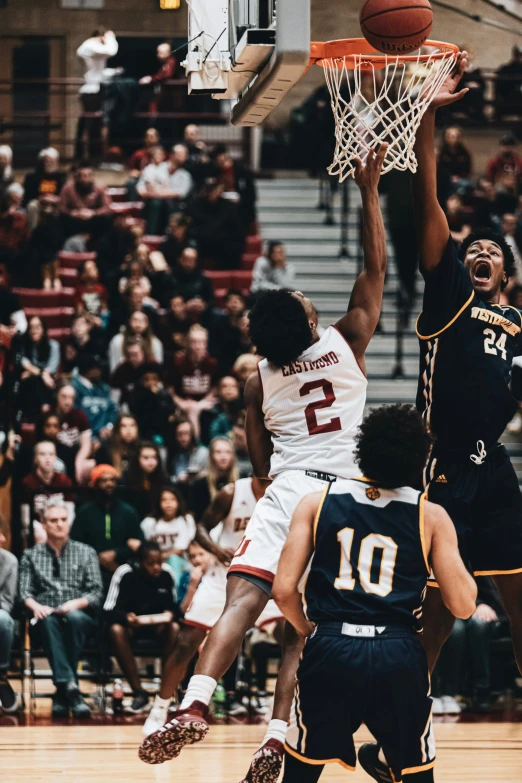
top-left (300, 379), bottom-right (342, 436)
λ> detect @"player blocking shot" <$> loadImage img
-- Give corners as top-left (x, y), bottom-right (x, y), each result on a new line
top-left (413, 52), bottom-right (522, 675)
top-left (140, 477), bottom-right (283, 740)
top-left (274, 405), bottom-right (477, 783)
top-left (138, 143), bottom-right (389, 780)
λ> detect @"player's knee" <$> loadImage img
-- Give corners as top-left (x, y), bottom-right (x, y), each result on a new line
top-left (175, 630), bottom-right (200, 663)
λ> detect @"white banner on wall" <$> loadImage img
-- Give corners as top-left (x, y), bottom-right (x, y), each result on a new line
top-left (60, 0), bottom-right (105, 8)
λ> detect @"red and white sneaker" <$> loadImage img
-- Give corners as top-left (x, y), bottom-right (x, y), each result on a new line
top-left (240, 739), bottom-right (285, 783)
top-left (138, 701), bottom-right (209, 765)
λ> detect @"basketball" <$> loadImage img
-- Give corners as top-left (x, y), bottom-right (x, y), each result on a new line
top-left (360, 0), bottom-right (433, 54)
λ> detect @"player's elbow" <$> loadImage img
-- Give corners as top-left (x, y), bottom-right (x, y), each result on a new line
top-left (450, 597), bottom-right (476, 620)
top-left (445, 581), bottom-right (478, 620)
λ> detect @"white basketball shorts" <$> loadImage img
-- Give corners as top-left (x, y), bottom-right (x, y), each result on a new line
top-left (183, 562), bottom-right (283, 631)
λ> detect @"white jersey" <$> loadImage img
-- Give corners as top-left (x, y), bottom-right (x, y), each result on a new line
top-left (218, 478), bottom-right (257, 550)
top-left (258, 325), bottom-right (367, 480)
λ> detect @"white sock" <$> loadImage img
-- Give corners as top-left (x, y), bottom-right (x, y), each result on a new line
top-left (262, 719), bottom-right (288, 745)
top-left (180, 675), bottom-right (217, 709)
top-left (154, 695), bottom-right (170, 708)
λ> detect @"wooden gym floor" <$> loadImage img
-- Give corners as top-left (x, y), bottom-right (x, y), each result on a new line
top-left (1, 722), bottom-right (522, 782)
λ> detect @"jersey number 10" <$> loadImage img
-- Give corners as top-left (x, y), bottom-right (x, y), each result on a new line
top-left (300, 379), bottom-right (342, 436)
top-left (334, 528), bottom-right (398, 597)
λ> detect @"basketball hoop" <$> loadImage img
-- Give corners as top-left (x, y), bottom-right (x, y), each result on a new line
top-left (310, 39), bottom-right (459, 181)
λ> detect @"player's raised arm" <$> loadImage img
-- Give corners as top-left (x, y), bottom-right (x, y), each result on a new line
top-left (273, 492), bottom-right (321, 639)
top-left (244, 370), bottom-right (273, 482)
top-left (335, 144), bottom-right (387, 368)
top-left (196, 484), bottom-right (236, 566)
top-left (425, 500), bottom-right (477, 619)
top-left (413, 52), bottom-right (469, 272)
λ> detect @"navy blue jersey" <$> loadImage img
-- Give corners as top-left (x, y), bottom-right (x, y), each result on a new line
top-left (304, 479), bottom-right (429, 631)
top-left (416, 239), bottom-right (522, 456)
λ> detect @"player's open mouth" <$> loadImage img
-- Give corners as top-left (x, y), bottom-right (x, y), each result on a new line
top-left (473, 261), bottom-right (492, 284)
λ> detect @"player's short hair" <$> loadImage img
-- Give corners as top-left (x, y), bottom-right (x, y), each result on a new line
top-left (459, 228), bottom-right (516, 288)
top-left (248, 289), bottom-right (311, 367)
top-left (354, 404), bottom-right (433, 489)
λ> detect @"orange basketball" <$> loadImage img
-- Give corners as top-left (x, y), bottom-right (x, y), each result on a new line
top-left (360, 0), bottom-right (433, 54)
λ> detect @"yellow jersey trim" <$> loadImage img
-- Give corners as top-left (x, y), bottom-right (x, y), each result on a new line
top-left (284, 743), bottom-right (355, 771)
top-left (473, 567), bottom-right (522, 576)
top-left (416, 290), bottom-right (475, 341)
top-left (402, 761), bottom-right (436, 776)
top-left (426, 581), bottom-right (440, 588)
top-left (419, 493), bottom-right (430, 574)
top-left (313, 485), bottom-right (330, 548)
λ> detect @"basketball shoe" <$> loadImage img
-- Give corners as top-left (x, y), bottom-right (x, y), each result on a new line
top-left (239, 739), bottom-right (285, 783)
top-left (138, 701), bottom-right (209, 765)
top-left (357, 743), bottom-right (393, 783)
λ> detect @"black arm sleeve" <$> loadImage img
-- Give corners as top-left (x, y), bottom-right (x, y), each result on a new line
top-left (418, 238), bottom-right (474, 336)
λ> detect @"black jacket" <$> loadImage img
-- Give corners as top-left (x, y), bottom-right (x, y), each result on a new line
top-left (103, 562), bottom-right (180, 625)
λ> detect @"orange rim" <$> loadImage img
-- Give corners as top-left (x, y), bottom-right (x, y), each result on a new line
top-left (310, 38), bottom-right (459, 69)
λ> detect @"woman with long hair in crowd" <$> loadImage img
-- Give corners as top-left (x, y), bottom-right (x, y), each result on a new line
top-left (95, 414), bottom-right (140, 477)
top-left (189, 437), bottom-right (239, 521)
top-left (167, 419), bottom-right (209, 489)
top-left (109, 310), bottom-right (163, 372)
top-left (123, 440), bottom-right (167, 518)
top-left (18, 315), bottom-right (60, 418)
top-left (140, 485), bottom-right (196, 582)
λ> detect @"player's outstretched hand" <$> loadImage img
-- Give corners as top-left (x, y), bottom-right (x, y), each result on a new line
top-left (353, 143), bottom-right (388, 190)
top-left (429, 50), bottom-right (469, 110)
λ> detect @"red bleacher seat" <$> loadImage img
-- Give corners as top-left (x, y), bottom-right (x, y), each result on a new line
top-left (106, 187), bottom-right (128, 202)
top-left (204, 271), bottom-right (232, 290)
top-left (20, 422), bottom-right (36, 444)
top-left (58, 251), bottom-right (96, 269)
top-left (13, 288), bottom-right (76, 309)
top-left (59, 268), bottom-right (79, 284)
top-left (245, 236), bottom-right (262, 255)
top-left (240, 253), bottom-right (257, 271)
top-left (109, 202), bottom-right (144, 217)
top-left (24, 307), bottom-right (75, 330)
top-left (142, 235), bottom-right (166, 250)
top-left (230, 270), bottom-right (252, 289)
top-left (48, 327), bottom-right (71, 343)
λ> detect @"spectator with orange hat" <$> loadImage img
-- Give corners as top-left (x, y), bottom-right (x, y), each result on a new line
top-left (71, 464), bottom-right (143, 590)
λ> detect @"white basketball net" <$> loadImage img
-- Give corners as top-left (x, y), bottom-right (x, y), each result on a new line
top-left (321, 46), bottom-right (458, 181)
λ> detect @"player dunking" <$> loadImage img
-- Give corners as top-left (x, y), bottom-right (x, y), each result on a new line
top-left (141, 476), bottom-right (283, 739)
top-left (273, 405), bottom-right (477, 783)
top-left (413, 53), bottom-right (522, 674)
top-left (138, 143), bottom-right (388, 781)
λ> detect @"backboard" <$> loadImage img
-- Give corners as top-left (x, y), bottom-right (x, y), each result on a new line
top-left (184, 0), bottom-right (310, 126)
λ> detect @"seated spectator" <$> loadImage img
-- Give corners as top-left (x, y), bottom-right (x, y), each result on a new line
top-left (502, 213), bottom-right (522, 281)
top-left (21, 440), bottom-right (75, 545)
top-left (188, 178), bottom-right (244, 270)
top-left (200, 375), bottom-right (242, 445)
top-left (137, 144), bottom-right (193, 235)
top-left (495, 46), bottom-right (522, 120)
top-left (20, 502), bottom-right (103, 718)
top-left (161, 212), bottom-right (191, 268)
top-left (251, 240), bottom-right (295, 295)
top-left (117, 282), bottom-right (161, 337)
top-left (126, 362), bottom-right (177, 441)
top-left (437, 127), bottom-right (472, 192)
top-left (0, 269), bottom-right (27, 338)
top-left (232, 353), bottom-right (261, 395)
top-left (0, 528), bottom-right (18, 713)
top-left (495, 172), bottom-right (519, 216)
top-left (172, 246), bottom-right (214, 321)
top-left (486, 134), bottom-right (522, 187)
top-left (0, 145), bottom-right (14, 204)
top-left (35, 413), bottom-right (76, 479)
top-left (110, 337), bottom-right (147, 401)
top-left (118, 257), bottom-right (153, 300)
top-left (433, 578), bottom-right (504, 715)
top-left (139, 41), bottom-right (178, 92)
top-left (183, 124), bottom-right (209, 181)
top-left (189, 437), bottom-right (238, 521)
top-left (160, 294), bottom-right (191, 359)
top-left (17, 316), bottom-right (60, 418)
top-left (53, 383), bottom-right (92, 483)
top-left (109, 310), bottom-right (164, 373)
top-left (23, 147), bottom-right (66, 233)
top-left (166, 419), bottom-right (209, 487)
top-left (456, 47), bottom-right (486, 123)
top-left (96, 214), bottom-right (143, 279)
top-left (122, 441), bottom-right (167, 519)
top-left (74, 260), bottom-right (109, 329)
top-left (446, 193), bottom-right (472, 245)
top-left (71, 464), bottom-right (143, 588)
top-left (0, 183), bottom-right (29, 270)
top-left (231, 411), bottom-right (251, 478)
top-left (104, 541), bottom-right (180, 714)
top-left (129, 128), bottom-right (166, 174)
top-left (209, 290), bottom-right (250, 373)
top-left (27, 203), bottom-right (64, 291)
top-left (168, 324), bottom-right (220, 436)
top-left (58, 163), bottom-right (111, 240)
top-left (210, 144), bottom-right (257, 230)
top-left (141, 485), bottom-right (196, 566)
top-left (95, 414), bottom-right (140, 477)
top-left (62, 314), bottom-right (105, 374)
top-left (71, 355), bottom-right (118, 444)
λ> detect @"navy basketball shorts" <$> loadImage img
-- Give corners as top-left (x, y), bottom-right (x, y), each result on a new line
top-left (425, 444), bottom-right (522, 580)
top-left (285, 623), bottom-right (435, 782)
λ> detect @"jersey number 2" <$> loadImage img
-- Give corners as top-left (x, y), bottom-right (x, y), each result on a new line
top-left (300, 379), bottom-right (342, 436)
top-left (334, 528), bottom-right (398, 597)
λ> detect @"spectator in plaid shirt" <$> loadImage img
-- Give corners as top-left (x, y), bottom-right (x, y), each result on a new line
top-left (19, 503), bottom-right (103, 720)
